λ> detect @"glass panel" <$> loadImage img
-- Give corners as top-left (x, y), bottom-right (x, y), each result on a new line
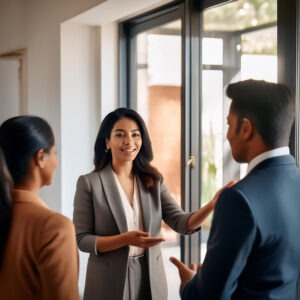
top-left (202, 38), bottom-right (223, 65)
top-left (241, 27), bottom-right (277, 82)
top-left (201, 70), bottom-right (224, 256)
top-left (201, 0), bottom-right (277, 261)
top-left (204, 0), bottom-right (277, 31)
top-left (136, 20), bottom-right (182, 300)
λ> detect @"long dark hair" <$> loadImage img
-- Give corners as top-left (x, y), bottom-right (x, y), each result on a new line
top-left (0, 148), bottom-right (12, 267)
top-left (94, 108), bottom-right (161, 189)
top-left (0, 115), bottom-right (55, 265)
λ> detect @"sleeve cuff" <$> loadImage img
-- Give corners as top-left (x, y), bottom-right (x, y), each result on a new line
top-left (94, 238), bottom-right (98, 255)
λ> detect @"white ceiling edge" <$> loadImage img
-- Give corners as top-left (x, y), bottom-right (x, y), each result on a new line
top-left (66, 0), bottom-right (174, 26)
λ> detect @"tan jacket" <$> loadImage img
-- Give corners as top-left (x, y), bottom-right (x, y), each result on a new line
top-left (0, 189), bottom-right (79, 300)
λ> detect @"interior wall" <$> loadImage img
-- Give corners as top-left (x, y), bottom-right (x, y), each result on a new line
top-left (60, 22), bottom-right (119, 214)
top-left (0, 0), bottom-right (26, 53)
top-left (0, 60), bottom-right (20, 123)
top-left (0, 0), bottom-right (107, 211)
top-left (60, 23), bottom-right (100, 218)
top-left (100, 22), bottom-right (119, 117)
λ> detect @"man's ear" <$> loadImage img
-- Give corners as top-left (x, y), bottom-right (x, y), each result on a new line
top-left (241, 118), bottom-right (253, 141)
top-left (35, 149), bottom-right (46, 169)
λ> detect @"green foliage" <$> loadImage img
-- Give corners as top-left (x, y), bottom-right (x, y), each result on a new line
top-left (201, 125), bottom-right (217, 206)
top-left (204, 0), bottom-right (277, 31)
top-left (204, 0), bottom-right (277, 55)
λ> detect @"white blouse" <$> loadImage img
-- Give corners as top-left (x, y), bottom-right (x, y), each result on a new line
top-left (113, 173), bottom-right (145, 257)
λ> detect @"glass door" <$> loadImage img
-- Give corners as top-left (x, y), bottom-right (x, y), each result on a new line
top-left (200, 0), bottom-right (277, 259)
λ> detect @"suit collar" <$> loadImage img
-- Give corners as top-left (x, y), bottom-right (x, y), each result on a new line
top-left (247, 146), bottom-right (290, 173)
top-left (250, 155), bottom-right (295, 173)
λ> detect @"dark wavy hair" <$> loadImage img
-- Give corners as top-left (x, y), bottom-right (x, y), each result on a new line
top-left (94, 108), bottom-right (161, 189)
top-left (0, 115), bottom-right (55, 266)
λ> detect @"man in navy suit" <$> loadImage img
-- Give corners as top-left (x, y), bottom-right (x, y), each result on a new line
top-left (171, 79), bottom-right (300, 299)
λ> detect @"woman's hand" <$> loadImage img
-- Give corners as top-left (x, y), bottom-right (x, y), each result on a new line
top-left (187, 180), bottom-right (236, 231)
top-left (210, 180), bottom-right (236, 208)
top-left (97, 231), bottom-right (164, 253)
top-left (125, 231), bottom-right (165, 248)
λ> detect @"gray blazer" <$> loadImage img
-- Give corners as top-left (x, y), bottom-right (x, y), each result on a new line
top-left (73, 164), bottom-right (197, 300)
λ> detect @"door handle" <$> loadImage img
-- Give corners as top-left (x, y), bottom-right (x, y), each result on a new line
top-left (186, 155), bottom-right (196, 168)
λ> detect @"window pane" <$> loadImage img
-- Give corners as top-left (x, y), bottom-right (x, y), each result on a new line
top-left (201, 0), bottom-right (277, 261)
top-left (204, 0), bottom-right (277, 31)
top-left (201, 70), bottom-right (224, 255)
top-left (202, 38), bottom-right (223, 65)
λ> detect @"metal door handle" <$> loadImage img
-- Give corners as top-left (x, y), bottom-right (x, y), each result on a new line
top-left (186, 155), bottom-right (196, 168)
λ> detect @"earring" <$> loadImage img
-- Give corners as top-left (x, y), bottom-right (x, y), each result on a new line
top-left (39, 164), bottom-right (45, 169)
top-left (105, 148), bottom-right (109, 153)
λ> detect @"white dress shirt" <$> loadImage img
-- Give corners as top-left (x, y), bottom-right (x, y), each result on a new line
top-left (247, 146), bottom-right (290, 174)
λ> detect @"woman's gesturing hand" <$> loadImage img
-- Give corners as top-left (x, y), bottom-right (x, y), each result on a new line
top-left (126, 231), bottom-right (165, 248)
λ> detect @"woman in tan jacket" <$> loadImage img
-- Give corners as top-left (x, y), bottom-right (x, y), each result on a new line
top-left (0, 116), bottom-right (79, 300)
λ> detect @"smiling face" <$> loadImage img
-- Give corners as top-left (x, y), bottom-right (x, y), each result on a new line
top-left (106, 117), bottom-right (142, 166)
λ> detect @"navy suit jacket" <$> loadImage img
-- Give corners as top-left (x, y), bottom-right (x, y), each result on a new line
top-left (182, 155), bottom-right (300, 300)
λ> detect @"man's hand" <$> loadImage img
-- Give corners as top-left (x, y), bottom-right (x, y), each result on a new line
top-left (170, 257), bottom-right (200, 289)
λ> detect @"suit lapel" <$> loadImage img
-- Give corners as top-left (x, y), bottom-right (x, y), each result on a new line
top-left (137, 177), bottom-right (151, 233)
top-left (99, 164), bottom-right (128, 233)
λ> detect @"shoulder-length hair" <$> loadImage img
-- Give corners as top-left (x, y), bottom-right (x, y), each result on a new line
top-left (94, 108), bottom-right (161, 189)
top-left (0, 148), bottom-right (12, 267)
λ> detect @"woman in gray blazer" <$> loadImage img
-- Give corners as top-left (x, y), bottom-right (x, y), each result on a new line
top-left (73, 108), bottom-right (232, 300)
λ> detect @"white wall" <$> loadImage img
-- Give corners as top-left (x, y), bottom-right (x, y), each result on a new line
top-left (60, 21), bottom-right (119, 219)
top-left (100, 23), bottom-right (119, 117)
top-left (61, 23), bottom-right (101, 218)
top-left (60, 23), bottom-right (102, 295)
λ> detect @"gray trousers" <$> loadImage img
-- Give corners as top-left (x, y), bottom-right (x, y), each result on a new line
top-left (123, 255), bottom-right (152, 300)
